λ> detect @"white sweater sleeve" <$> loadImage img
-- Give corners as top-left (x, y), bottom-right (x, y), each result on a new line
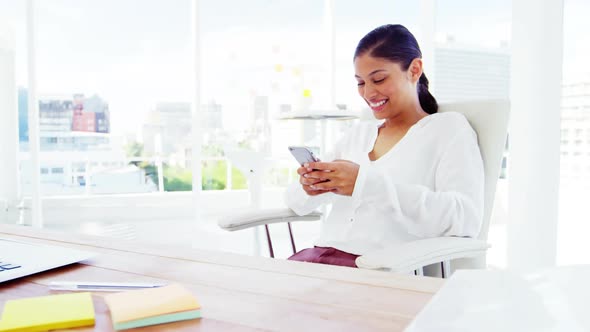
top-left (352, 126), bottom-right (484, 238)
top-left (284, 182), bottom-right (333, 216)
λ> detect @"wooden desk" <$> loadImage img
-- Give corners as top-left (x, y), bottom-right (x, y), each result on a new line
top-left (0, 224), bottom-right (443, 331)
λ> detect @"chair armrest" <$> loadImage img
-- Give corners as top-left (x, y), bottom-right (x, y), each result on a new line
top-left (218, 208), bottom-right (322, 231)
top-left (355, 237), bottom-right (490, 273)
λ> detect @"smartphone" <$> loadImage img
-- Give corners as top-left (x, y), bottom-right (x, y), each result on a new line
top-left (288, 146), bottom-right (320, 166)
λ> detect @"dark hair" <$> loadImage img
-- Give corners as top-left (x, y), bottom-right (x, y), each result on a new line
top-left (354, 24), bottom-right (438, 114)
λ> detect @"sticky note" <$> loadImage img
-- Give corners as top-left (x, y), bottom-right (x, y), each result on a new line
top-left (0, 292), bottom-right (95, 332)
top-left (104, 284), bottom-right (200, 330)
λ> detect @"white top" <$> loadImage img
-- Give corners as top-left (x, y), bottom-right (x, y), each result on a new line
top-left (285, 112), bottom-right (484, 255)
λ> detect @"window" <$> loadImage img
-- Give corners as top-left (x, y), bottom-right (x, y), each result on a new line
top-left (29, 0), bottom-right (192, 196)
top-left (51, 167), bottom-right (64, 174)
top-left (200, 0), bottom-right (326, 191)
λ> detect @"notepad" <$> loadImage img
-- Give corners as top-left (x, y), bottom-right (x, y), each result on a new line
top-left (0, 292), bottom-right (95, 332)
top-left (104, 283), bottom-right (201, 330)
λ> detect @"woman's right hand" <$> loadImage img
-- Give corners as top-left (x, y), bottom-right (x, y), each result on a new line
top-left (298, 164), bottom-right (331, 196)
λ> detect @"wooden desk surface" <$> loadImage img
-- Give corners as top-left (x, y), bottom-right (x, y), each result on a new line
top-left (0, 224), bottom-right (443, 331)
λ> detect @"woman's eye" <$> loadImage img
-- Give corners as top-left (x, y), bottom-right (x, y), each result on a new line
top-left (357, 82), bottom-right (365, 87)
top-left (373, 78), bottom-right (385, 84)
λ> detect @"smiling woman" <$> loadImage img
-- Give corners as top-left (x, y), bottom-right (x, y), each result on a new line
top-left (352, 25), bottom-right (437, 161)
top-left (285, 24), bottom-right (484, 268)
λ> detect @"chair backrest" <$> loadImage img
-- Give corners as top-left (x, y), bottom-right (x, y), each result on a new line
top-left (438, 100), bottom-right (510, 242)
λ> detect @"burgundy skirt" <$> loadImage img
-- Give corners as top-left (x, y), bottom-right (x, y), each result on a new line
top-left (288, 246), bottom-right (360, 268)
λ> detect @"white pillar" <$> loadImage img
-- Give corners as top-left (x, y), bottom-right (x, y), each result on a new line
top-left (191, 0), bottom-right (202, 223)
top-left (0, 27), bottom-right (20, 208)
top-left (154, 133), bottom-right (164, 192)
top-left (508, 0), bottom-right (564, 270)
top-left (225, 159), bottom-right (232, 190)
top-left (27, 0), bottom-right (43, 227)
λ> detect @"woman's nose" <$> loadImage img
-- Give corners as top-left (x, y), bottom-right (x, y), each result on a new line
top-left (363, 84), bottom-right (377, 100)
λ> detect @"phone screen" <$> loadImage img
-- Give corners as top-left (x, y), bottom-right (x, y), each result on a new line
top-left (288, 146), bottom-right (320, 166)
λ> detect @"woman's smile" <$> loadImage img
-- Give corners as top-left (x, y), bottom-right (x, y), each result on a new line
top-left (368, 99), bottom-right (389, 112)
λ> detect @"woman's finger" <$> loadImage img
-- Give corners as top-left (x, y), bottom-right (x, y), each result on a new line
top-left (307, 161), bottom-right (337, 172)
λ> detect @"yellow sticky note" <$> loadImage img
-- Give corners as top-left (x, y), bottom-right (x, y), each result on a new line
top-left (0, 292), bottom-right (95, 332)
top-left (104, 284), bottom-right (200, 324)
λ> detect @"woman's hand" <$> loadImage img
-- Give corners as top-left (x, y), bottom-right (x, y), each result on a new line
top-left (297, 165), bottom-right (332, 196)
top-left (302, 160), bottom-right (360, 196)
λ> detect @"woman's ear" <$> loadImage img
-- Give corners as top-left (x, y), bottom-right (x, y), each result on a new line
top-left (407, 58), bottom-right (423, 83)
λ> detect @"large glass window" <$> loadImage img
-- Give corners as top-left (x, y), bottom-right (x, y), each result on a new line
top-left (4, 0), bottom-right (201, 242)
top-left (200, 0), bottom-right (327, 189)
top-left (198, 1), bottom-right (330, 256)
top-left (27, 0), bottom-right (192, 198)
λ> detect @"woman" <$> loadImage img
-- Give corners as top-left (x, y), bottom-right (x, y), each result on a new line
top-left (285, 24), bottom-right (484, 267)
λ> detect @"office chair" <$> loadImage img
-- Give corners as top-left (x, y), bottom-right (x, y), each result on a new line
top-left (218, 100), bottom-right (510, 278)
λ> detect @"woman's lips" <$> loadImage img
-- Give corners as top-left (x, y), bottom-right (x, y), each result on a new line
top-left (368, 99), bottom-right (388, 112)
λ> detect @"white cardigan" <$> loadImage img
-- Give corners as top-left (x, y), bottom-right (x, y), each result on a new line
top-left (285, 112), bottom-right (484, 255)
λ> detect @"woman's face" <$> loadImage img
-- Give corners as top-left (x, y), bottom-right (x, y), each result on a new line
top-left (354, 53), bottom-right (418, 120)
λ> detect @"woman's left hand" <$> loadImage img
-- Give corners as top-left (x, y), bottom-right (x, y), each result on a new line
top-left (302, 160), bottom-right (360, 196)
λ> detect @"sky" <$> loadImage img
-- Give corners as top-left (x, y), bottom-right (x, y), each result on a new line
top-left (0, 0), bottom-right (588, 136)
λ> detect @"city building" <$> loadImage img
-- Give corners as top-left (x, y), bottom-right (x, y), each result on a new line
top-left (203, 101), bottom-right (223, 131)
top-left (38, 99), bottom-right (74, 133)
top-left (83, 94), bottom-right (110, 133)
top-left (19, 91), bottom-right (112, 140)
top-left (35, 94), bottom-right (111, 151)
top-left (560, 81), bottom-right (590, 180)
top-left (16, 91), bottom-right (153, 195)
top-left (71, 109), bottom-right (96, 132)
top-left (142, 102), bottom-right (192, 157)
top-left (252, 95), bottom-right (271, 154)
top-left (434, 44), bottom-right (510, 103)
top-left (142, 101), bottom-right (224, 158)
top-left (71, 94), bottom-right (110, 133)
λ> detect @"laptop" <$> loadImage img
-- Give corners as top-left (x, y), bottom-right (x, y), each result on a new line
top-left (0, 236), bottom-right (96, 283)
